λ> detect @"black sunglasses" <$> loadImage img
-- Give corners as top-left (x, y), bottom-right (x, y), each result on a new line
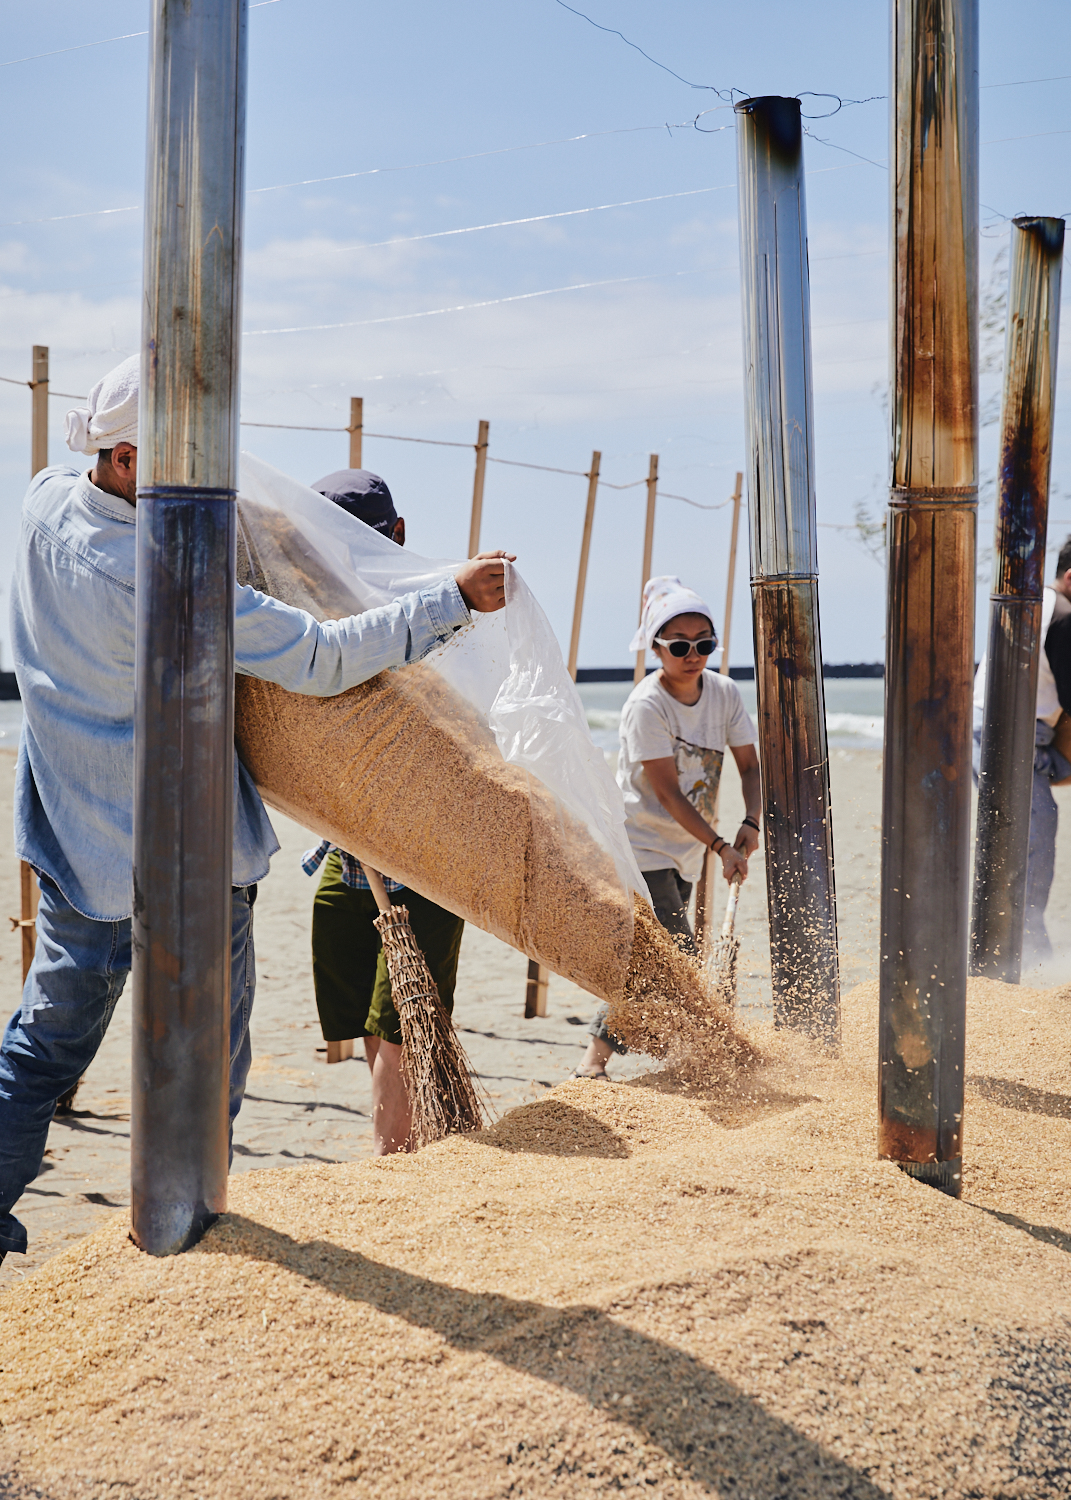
top-left (653, 635), bottom-right (718, 658)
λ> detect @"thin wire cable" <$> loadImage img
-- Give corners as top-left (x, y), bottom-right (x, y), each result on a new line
top-left (231, 418), bottom-right (721, 505)
top-left (487, 456), bottom-right (589, 477)
top-left (363, 431), bottom-right (473, 449)
top-left (0, 2), bottom-right (280, 69)
top-left (983, 72), bottom-right (1071, 90)
top-left (553, 0), bottom-right (731, 98)
top-left (328, 185), bottom-right (727, 256)
top-left (248, 121), bottom-right (697, 196)
top-left (243, 266), bottom-right (710, 338)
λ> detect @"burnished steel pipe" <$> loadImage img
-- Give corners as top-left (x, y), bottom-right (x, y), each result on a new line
top-left (880, 0), bottom-right (978, 1197)
top-left (970, 217), bottom-right (1064, 982)
top-left (735, 95), bottom-right (840, 1045)
top-left (131, 0), bottom-right (247, 1255)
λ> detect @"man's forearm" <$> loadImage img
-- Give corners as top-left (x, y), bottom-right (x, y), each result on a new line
top-left (741, 766), bottom-right (762, 823)
top-left (235, 575), bottom-right (470, 696)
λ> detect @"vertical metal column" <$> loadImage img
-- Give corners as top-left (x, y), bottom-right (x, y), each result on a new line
top-left (970, 216), bottom-right (1064, 982)
top-left (131, 0), bottom-right (248, 1255)
top-left (880, 0), bottom-right (978, 1197)
top-left (735, 96), bottom-right (839, 1044)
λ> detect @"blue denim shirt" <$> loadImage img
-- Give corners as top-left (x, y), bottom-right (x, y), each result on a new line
top-left (11, 466), bottom-right (470, 920)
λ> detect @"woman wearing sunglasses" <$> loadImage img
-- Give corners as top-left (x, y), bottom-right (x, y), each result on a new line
top-left (574, 576), bottom-right (761, 1080)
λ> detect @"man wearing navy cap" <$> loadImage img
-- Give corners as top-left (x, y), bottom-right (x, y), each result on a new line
top-left (310, 468), bottom-right (405, 545)
top-left (302, 468), bottom-right (464, 1155)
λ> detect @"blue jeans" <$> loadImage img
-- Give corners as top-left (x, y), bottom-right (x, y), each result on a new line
top-left (0, 876), bottom-right (257, 1256)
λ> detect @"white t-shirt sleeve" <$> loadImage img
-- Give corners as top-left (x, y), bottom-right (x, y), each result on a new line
top-left (722, 680), bottom-right (758, 747)
top-left (622, 695), bottom-right (675, 763)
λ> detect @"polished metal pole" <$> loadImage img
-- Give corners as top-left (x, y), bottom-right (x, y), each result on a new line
top-left (880, 0), bottom-right (978, 1197)
top-left (131, 0), bottom-right (247, 1255)
top-left (735, 95), bottom-right (840, 1044)
top-left (970, 216), bottom-right (1064, 982)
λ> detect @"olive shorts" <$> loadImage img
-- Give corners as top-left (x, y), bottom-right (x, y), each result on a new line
top-left (311, 852), bottom-right (465, 1047)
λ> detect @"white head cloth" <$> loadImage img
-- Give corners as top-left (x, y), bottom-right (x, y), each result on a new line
top-left (64, 354), bottom-right (140, 455)
top-left (628, 575), bottom-right (716, 653)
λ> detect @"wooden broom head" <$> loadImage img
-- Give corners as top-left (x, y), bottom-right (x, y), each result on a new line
top-left (373, 904), bottom-right (484, 1147)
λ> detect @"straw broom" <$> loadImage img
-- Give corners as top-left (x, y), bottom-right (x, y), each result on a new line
top-left (707, 874), bottom-right (742, 1009)
top-left (359, 863), bottom-right (484, 1146)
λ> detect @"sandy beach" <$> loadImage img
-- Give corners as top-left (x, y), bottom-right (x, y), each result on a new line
top-left (2, 724), bottom-right (1068, 1285)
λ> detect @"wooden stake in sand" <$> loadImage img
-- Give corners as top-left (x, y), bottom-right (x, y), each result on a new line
top-left (468, 419), bottom-right (489, 559)
top-left (359, 863), bottom-right (484, 1147)
top-left (694, 470), bottom-right (743, 960)
top-left (348, 397), bottom-right (363, 469)
top-left (16, 345), bottom-right (50, 983)
top-left (632, 454), bottom-right (658, 686)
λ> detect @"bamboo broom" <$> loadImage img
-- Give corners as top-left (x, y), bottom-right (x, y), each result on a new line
top-left (707, 875), bottom-right (742, 1010)
top-left (359, 863), bottom-right (484, 1147)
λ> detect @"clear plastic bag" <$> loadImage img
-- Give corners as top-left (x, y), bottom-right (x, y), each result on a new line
top-left (234, 452), bottom-right (644, 1002)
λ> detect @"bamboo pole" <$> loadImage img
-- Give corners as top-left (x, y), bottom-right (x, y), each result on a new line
top-left (468, 419), bottom-right (489, 559)
top-left (31, 345), bottom-right (48, 477)
top-left (735, 95), bottom-right (840, 1045)
top-left (348, 397), bottom-right (363, 469)
top-left (695, 470), bottom-right (745, 960)
top-left (633, 454), bottom-right (658, 684)
top-left (566, 452), bottom-right (600, 679)
top-left (526, 451), bottom-right (601, 1018)
top-left (970, 216), bottom-right (1063, 982)
top-left (720, 472), bottom-right (744, 675)
top-left (880, 0), bottom-right (978, 1198)
top-left (17, 346), bottom-right (51, 981)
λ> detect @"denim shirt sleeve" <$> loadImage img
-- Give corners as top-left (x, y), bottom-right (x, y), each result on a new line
top-left (233, 575), bottom-right (470, 695)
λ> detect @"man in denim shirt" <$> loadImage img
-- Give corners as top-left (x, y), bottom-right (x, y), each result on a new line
top-left (0, 356), bottom-right (513, 1263)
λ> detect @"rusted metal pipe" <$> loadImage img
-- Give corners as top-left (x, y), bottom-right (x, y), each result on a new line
top-left (735, 95), bottom-right (840, 1045)
top-left (970, 216), bottom-right (1064, 982)
top-left (131, 0), bottom-right (247, 1255)
top-left (880, 0), bottom-right (978, 1197)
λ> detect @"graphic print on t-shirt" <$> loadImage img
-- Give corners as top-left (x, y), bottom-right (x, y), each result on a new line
top-left (673, 737), bottom-right (724, 823)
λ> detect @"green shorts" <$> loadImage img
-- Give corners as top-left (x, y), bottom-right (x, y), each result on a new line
top-left (311, 851), bottom-right (465, 1047)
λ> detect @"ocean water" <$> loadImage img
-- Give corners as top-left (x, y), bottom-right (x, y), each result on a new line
top-left (578, 676), bottom-right (885, 754)
top-left (0, 678), bottom-right (885, 760)
top-left (0, 701), bottom-right (22, 747)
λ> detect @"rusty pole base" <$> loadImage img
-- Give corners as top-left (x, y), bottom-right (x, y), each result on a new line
top-left (888, 1157), bottom-right (963, 1199)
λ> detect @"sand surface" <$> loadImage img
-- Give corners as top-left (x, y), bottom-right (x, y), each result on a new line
top-left (2, 740), bottom-right (1071, 1496)
top-left (2, 975), bottom-right (1071, 1498)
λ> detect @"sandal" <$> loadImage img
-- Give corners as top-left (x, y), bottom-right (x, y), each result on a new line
top-left (569, 1067), bottom-right (610, 1082)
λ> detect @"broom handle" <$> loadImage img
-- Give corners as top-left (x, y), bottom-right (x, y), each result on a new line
top-left (721, 874), bottom-right (741, 939)
top-left (357, 861), bottom-right (393, 917)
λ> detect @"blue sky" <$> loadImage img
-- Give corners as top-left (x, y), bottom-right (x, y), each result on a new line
top-left (0, 0), bottom-right (1069, 668)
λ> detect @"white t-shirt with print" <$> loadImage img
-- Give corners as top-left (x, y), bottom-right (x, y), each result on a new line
top-left (617, 669), bottom-right (757, 882)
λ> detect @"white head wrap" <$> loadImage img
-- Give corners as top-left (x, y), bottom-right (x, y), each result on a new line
top-left (628, 575), bottom-right (716, 654)
top-left (64, 354), bottom-right (140, 455)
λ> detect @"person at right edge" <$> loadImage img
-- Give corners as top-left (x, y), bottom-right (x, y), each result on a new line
top-left (300, 468), bottom-right (466, 1156)
top-left (974, 535), bottom-right (1071, 966)
top-left (574, 576), bottom-right (762, 1081)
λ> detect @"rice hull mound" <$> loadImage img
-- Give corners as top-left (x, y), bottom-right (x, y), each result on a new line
top-left (235, 666), bottom-right (632, 1002)
top-left (4, 978), bottom-right (1071, 1500)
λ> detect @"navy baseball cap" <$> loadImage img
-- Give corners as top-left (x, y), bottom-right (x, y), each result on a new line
top-left (311, 468), bottom-right (398, 535)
